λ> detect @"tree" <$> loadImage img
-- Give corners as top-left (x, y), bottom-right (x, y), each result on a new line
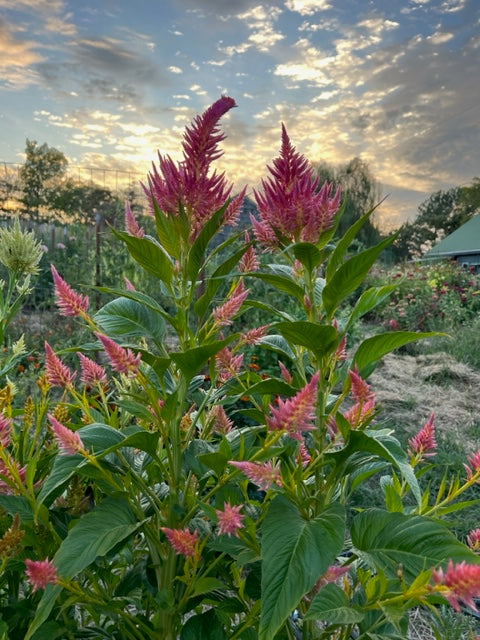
top-left (393, 180), bottom-right (480, 261)
top-left (316, 157), bottom-right (382, 249)
top-left (20, 139), bottom-right (68, 221)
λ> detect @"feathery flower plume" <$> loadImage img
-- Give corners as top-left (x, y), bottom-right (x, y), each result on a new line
top-left (0, 457), bottom-right (27, 495)
top-left (298, 442), bottom-right (311, 467)
top-left (278, 361), bottom-right (293, 384)
top-left (124, 277), bottom-right (136, 291)
top-left (95, 333), bottom-right (141, 376)
top-left (48, 414), bottom-right (85, 456)
top-left (349, 368), bottom-right (375, 404)
top-left (408, 413), bottom-right (437, 459)
top-left (252, 124), bottom-right (341, 248)
top-left (51, 265), bottom-right (89, 318)
top-left (467, 528), bottom-right (480, 552)
top-left (213, 281), bottom-right (250, 327)
top-left (239, 231), bottom-right (260, 273)
top-left (240, 324), bottom-right (269, 346)
top-left (314, 565), bottom-right (350, 593)
top-left (0, 412), bottom-right (12, 448)
top-left (267, 372), bottom-right (319, 441)
top-left (25, 558), bottom-right (59, 591)
top-left (432, 560), bottom-right (480, 611)
top-left (145, 96), bottom-right (237, 241)
top-left (0, 514), bottom-right (24, 557)
top-left (229, 460), bottom-right (282, 491)
top-left (77, 353), bottom-right (108, 388)
top-left (215, 347), bottom-right (243, 382)
top-left (464, 449), bottom-right (480, 481)
top-left (161, 527), bottom-right (199, 558)
top-left (44, 342), bottom-right (76, 388)
top-left (216, 502), bottom-right (245, 537)
top-left (343, 399), bottom-right (376, 430)
top-left (223, 187), bottom-right (246, 226)
top-left (209, 404), bottom-right (234, 434)
top-left (125, 201), bottom-right (145, 238)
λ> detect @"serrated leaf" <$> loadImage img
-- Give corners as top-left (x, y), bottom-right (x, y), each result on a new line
top-left (305, 583), bottom-right (364, 623)
top-left (351, 508), bottom-right (479, 580)
top-left (259, 496), bottom-right (345, 640)
top-left (95, 297), bottom-right (165, 345)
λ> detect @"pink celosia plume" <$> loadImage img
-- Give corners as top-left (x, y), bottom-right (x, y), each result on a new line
top-left (229, 460), bottom-right (282, 491)
top-left (0, 412), bottom-right (12, 448)
top-left (213, 281), bottom-right (250, 327)
top-left (209, 404), bottom-right (234, 434)
top-left (48, 414), bottom-right (85, 456)
top-left (77, 352), bottom-right (108, 388)
top-left (467, 528), bottom-right (480, 552)
top-left (51, 265), bottom-right (89, 318)
top-left (239, 231), bottom-right (260, 273)
top-left (216, 502), bottom-right (245, 537)
top-left (44, 342), bottom-right (77, 388)
top-left (25, 558), bottom-right (59, 591)
top-left (432, 560), bottom-right (480, 611)
top-left (215, 347), bottom-right (244, 382)
top-left (125, 201), bottom-right (145, 238)
top-left (252, 124), bottom-right (341, 248)
top-left (95, 333), bottom-right (141, 376)
top-left (408, 412), bottom-right (437, 459)
top-left (267, 372), bottom-right (319, 440)
top-left (0, 456), bottom-right (27, 495)
top-left (161, 527), bottom-right (199, 558)
top-left (349, 368), bottom-right (375, 404)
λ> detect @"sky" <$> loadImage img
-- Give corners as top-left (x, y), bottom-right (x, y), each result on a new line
top-left (1, 0), bottom-right (479, 229)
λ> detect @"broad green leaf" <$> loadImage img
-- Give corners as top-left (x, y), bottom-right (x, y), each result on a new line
top-left (325, 205), bottom-right (379, 280)
top-left (180, 608), bottom-right (226, 640)
top-left (192, 577), bottom-right (227, 597)
top-left (274, 321), bottom-right (338, 360)
top-left (345, 285), bottom-right (396, 330)
top-left (111, 229), bottom-right (174, 286)
top-left (292, 242), bottom-right (323, 272)
top-left (187, 204), bottom-right (228, 282)
top-left (248, 272), bottom-right (305, 302)
top-left (26, 499), bottom-right (140, 640)
top-left (322, 234), bottom-right (396, 317)
top-left (244, 300), bottom-right (295, 323)
top-left (171, 335), bottom-right (238, 380)
top-left (95, 297), bottom-right (165, 345)
top-left (152, 196), bottom-right (182, 258)
top-left (259, 496), bottom-right (345, 640)
top-left (37, 454), bottom-right (85, 507)
top-left (258, 334), bottom-right (296, 360)
top-left (353, 331), bottom-right (442, 377)
top-left (351, 508), bottom-right (479, 580)
top-left (305, 583), bottom-right (364, 623)
top-left (93, 286), bottom-right (173, 323)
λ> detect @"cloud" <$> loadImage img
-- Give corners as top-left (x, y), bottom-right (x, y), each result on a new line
top-left (221, 4), bottom-right (284, 56)
top-left (0, 19), bottom-right (44, 89)
top-left (285, 0), bottom-right (332, 15)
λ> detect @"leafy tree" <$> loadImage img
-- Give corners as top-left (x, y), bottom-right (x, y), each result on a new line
top-left (54, 181), bottom-right (124, 225)
top-left (20, 139), bottom-right (68, 221)
top-left (316, 157), bottom-right (382, 249)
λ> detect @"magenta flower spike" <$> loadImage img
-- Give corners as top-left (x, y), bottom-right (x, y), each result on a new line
top-left (161, 527), bottom-right (199, 558)
top-left (432, 560), bottom-right (480, 611)
top-left (216, 502), bottom-right (245, 537)
top-left (25, 558), bottom-right (59, 591)
top-left (239, 231), bottom-right (260, 273)
top-left (210, 405), bottom-right (234, 434)
top-left (95, 333), bottom-right (141, 376)
top-left (0, 412), bottom-right (12, 448)
top-left (125, 201), bottom-right (145, 238)
top-left (48, 414), bottom-right (85, 456)
top-left (77, 353), bottom-right (108, 388)
top-left (213, 281), bottom-right (250, 327)
top-left (408, 413), bottom-right (437, 459)
top-left (267, 372), bottom-right (320, 440)
top-left (145, 96), bottom-right (238, 240)
top-left (44, 342), bottom-right (77, 388)
top-left (349, 367), bottom-right (375, 404)
top-left (229, 460), bottom-right (282, 491)
top-left (51, 265), bottom-right (89, 318)
top-left (467, 528), bottom-right (480, 552)
top-left (253, 124), bottom-right (341, 248)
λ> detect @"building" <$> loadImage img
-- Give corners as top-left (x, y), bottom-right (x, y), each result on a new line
top-left (423, 214), bottom-right (480, 273)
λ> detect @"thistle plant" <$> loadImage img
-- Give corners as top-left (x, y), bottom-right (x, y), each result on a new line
top-left (1, 98), bottom-right (480, 640)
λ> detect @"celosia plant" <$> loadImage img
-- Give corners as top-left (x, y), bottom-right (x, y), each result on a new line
top-left (1, 98), bottom-right (480, 640)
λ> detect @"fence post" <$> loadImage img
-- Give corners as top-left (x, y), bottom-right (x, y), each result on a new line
top-left (95, 211), bottom-right (103, 310)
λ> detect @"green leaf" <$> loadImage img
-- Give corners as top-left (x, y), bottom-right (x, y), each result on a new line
top-left (187, 204), bottom-right (228, 282)
top-left (152, 196), bottom-right (182, 258)
top-left (26, 499), bottom-right (140, 640)
top-left (248, 272), bottom-right (305, 302)
top-left (37, 454), bottom-right (85, 507)
top-left (192, 577), bottom-right (227, 597)
top-left (95, 297), bottom-right (165, 345)
top-left (345, 285), bottom-right (396, 330)
top-left (353, 331), bottom-right (442, 377)
top-left (305, 583), bottom-right (364, 623)
top-left (292, 242), bottom-right (323, 272)
top-left (258, 334), bottom-right (296, 360)
top-left (171, 335), bottom-right (238, 380)
top-left (351, 508), bottom-right (479, 581)
top-left (322, 234), bottom-right (396, 317)
top-left (274, 321), bottom-right (338, 360)
top-left (111, 229), bottom-right (174, 286)
top-left (180, 608), bottom-right (226, 640)
top-left (0, 495), bottom-right (34, 521)
top-left (259, 496), bottom-right (346, 640)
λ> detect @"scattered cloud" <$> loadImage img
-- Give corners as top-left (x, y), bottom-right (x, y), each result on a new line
top-left (285, 0), bottom-right (332, 15)
top-left (0, 19), bottom-right (44, 89)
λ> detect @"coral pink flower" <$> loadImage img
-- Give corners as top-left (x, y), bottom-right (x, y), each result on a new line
top-left (349, 368), bottom-right (375, 404)
top-left (240, 324), bottom-right (270, 346)
top-left (25, 558), bottom-right (59, 591)
top-left (51, 265), bottom-right (89, 317)
top-left (267, 372), bottom-right (319, 441)
top-left (0, 412), bottom-right (12, 448)
top-left (44, 342), bottom-right (77, 388)
top-left (314, 565), bottom-right (350, 593)
top-left (125, 201), bottom-right (145, 238)
top-left (124, 277), bottom-right (136, 291)
top-left (298, 442), bottom-right (311, 467)
top-left (161, 527), bottom-right (199, 558)
top-left (77, 353), bottom-right (108, 388)
top-left (145, 96), bottom-right (237, 241)
top-left (467, 528), bottom-right (480, 552)
top-left (223, 187), bottom-right (246, 226)
top-left (209, 405), bottom-right (234, 434)
top-left (48, 414), bottom-right (85, 456)
top-left (408, 413), bottom-right (437, 459)
top-left (95, 333), bottom-right (141, 376)
top-left (0, 457), bottom-right (27, 495)
top-left (215, 347), bottom-right (243, 382)
top-left (229, 460), bottom-right (282, 491)
top-left (432, 560), bottom-right (480, 611)
top-left (278, 361), bottom-right (293, 384)
top-left (216, 502), bottom-right (245, 537)
top-left (335, 335), bottom-right (347, 362)
top-left (239, 231), bottom-right (259, 273)
top-left (464, 449), bottom-right (480, 481)
top-left (344, 399), bottom-right (376, 429)
top-left (252, 124), bottom-right (341, 248)
top-left (213, 281), bottom-right (250, 327)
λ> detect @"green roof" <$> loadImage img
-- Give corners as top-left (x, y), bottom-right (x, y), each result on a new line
top-left (424, 214), bottom-right (480, 257)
